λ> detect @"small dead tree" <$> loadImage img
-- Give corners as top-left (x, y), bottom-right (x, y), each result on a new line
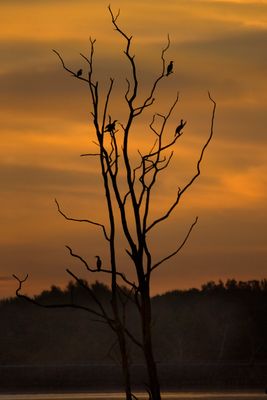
top-left (14, 6), bottom-right (216, 400)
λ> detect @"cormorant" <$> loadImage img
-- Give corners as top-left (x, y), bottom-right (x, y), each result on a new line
top-left (76, 69), bottom-right (83, 77)
top-left (95, 255), bottom-right (102, 271)
top-left (166, 61), bottom-right (173, 76)
top-left (105, 119), bottom-right (117, 133)
top-left (175, 119), bottom-right (187, 136)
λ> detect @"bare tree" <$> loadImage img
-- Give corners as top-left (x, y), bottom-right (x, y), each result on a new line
top-left (14, 6), bottom-right (216, 400)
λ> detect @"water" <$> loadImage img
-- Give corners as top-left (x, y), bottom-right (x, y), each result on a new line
top-left (0, 392), bottom-right (265, 400)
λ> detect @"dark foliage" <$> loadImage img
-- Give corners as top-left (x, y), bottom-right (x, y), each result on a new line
top-left (1, 278), bottom-right (267, 365)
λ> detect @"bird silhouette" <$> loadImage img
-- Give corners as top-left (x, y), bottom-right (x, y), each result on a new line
top-left (76, 69), bottom-right (83, 77)
top-left (105, 119), bottom-right (117, 133)
top-left (175, 119), bottom-right (187, 136)
top-left (95, 255), bottom-right (102, 271)
top-left (166, 61), bottom-right (173, 76)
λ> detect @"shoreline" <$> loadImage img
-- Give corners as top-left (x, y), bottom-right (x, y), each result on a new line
top-left (0, 388), bottom-right (266, 395)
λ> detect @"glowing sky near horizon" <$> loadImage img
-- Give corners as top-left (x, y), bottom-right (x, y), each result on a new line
top-left (0, 0), bottom-right (267, 299)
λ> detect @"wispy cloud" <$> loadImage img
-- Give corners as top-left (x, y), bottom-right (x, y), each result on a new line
top-left (0, 276), bottom-right (12, 282)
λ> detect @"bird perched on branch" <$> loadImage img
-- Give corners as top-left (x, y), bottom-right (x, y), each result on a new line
top-left (175, 119), bottom-right (187, 136)
top-left (166, 61), bottom-right (174, 76)
top-left (105, 119), bottom-right (117, 133)
top-left (76, 68), bottom-right (83, 77)
top-left (95, 255), bottom-right (102, 271)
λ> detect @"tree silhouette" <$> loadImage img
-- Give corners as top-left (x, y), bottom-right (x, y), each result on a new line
top-left (14, 6), bottom-right (216, 400)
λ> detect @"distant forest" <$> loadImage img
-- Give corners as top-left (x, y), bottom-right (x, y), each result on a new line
top-left (1, 279), bottom-right (267, 366)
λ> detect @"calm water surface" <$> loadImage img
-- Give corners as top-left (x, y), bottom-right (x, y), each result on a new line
top-left (0, 392), bottom-right (265, 400)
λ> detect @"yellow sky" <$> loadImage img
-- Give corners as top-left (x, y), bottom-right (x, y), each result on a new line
top-left (1, 0), bottom-right (267, 298)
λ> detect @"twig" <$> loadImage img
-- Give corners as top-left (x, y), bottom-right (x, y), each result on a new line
top-left (52, 49), bottom-right (89, 83)
top-left (149, 216), bottom-right (198, 273)
top-left (146, 93), bottom-right (216, 233)
top-left (12, 274), bottom-right (107, 320)
top-left (55, 198), bottom-right (110, 242)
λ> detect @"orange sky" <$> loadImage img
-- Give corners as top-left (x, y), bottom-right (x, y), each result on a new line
top-left (1, 0), bottom-right (267, 299)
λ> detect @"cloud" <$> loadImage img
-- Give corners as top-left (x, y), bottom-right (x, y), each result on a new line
top-left (1, 26), bottom-right (266, 122)
top-left (0, 276), bottom-right (12, 282)
top-left (0, 163), bottom-right (101, 195)
top-left (178, 29), bottom-right (267, 66)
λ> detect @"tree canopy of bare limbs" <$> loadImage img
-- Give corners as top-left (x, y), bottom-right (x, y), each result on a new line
top-left (14, 6), bottom-right (216, 400)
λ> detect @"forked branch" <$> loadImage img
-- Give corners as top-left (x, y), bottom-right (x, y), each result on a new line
top-left (52, 49), bottom-right (89, 83)
top-left (12, 273), bottom-right (108, 320)
top-left (146, 93), bottom-right (216, 233)
top-left (108, 6), bottom-right (171, 118)
top-left (133, 34), bottom-right (171, 117)
top-left (108, 5), bottom-right (138, 106)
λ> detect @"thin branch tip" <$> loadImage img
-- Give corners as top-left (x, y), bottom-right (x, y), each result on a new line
top-left (208, 91), bottom-right (216, 104)
top-left (13, 273), bottom-right (28, 283)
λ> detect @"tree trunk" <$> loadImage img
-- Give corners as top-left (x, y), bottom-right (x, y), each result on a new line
top-left (111, 286), bottom-right (133, 400)
top-left (140, 287), bottom-right (161, 400)
top-left (117, 327), bottom-right (133, 400)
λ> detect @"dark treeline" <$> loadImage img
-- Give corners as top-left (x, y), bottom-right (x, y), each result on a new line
top-left (1, 278), bottom-right (267, 366)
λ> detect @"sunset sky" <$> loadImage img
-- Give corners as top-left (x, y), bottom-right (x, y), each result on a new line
top-left (1, 0), bottom-right (267, 299)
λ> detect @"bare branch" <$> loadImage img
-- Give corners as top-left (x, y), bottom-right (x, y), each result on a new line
top-left (80, 52), bottom-right (90, 64)
top-left (133, 35), bottom-right (171, 117)
top-left (102, 79), bottom-right (115, 134)
top-left (66, 246), bottom-right (138, 290)
top-left (116, 286), bottom-right (143, 349)
top-left (52, 49), bottom-right (89, 83)
top-left (146, 94), bottom-right (216, 233)
top-left (108, 5), bottom-right (138, 107)
top-left (108, 128), bottom-right (120, 175)
top-left (13, 273), bottom-right (28, 297)
top-left (149, 216), bottom-right (198, 273)
top-left (123, 190), bottom-right (131, 206)
top-left (157, 151), bottom-right (174, 171)
top-left (146, 187), bottom-right (181, 233)
top-left (66, 268), bottom-right (112, 326)
top-left (146, 92), bottom-right (180, 157)
top-left (12, 274), bottom-right (107, 320)
top-left (136, 94), bottom-right (180, 235)
top-left (149, 114), bottom-right (160, 137)
top-left (178, 92), bottom-right (216, 197)
top-left (105, 338), bottom-right (121, 364)
top-left (66, 245), bottom-right (92, 269)
top-left (66, 247), bottom-right (142, 349)
top-left (80, 152), bottom-right (100, 157)
top-left (125, 78), bottom-right (131, 101)
top-left (55, 198), bottom-right (110, 242)
top-left (138, 93), bottom-right (180, 204)
top-left (124, 326), bottom-right (143, 349)
top-left (92, 140), bottom-right (100, 147)
top-left (86, 37), bottom-right (101, 136)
